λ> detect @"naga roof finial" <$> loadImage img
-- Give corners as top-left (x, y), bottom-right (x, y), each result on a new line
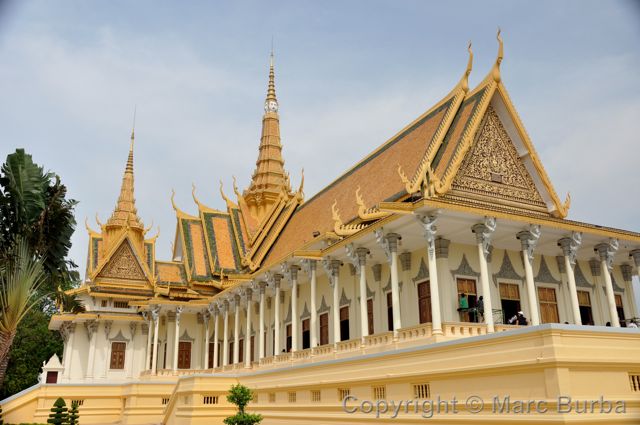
top-left (461, 41), bottom-right (473, 92)
top-left (492, 27), bottom-right (504, 83)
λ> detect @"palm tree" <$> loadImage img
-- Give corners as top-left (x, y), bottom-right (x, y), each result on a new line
top-left (0, 238), bottom-right (47, 386)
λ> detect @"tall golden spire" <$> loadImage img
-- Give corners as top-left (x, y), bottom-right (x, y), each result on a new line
top-left (243, 52), bottom-right (292, 221)
top-left (105, 127), bottom-right (144, 232)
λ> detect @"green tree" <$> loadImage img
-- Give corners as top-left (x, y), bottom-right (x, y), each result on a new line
top-left (0, 148), bottom-right (77, 292)
top-left (0, 308), bottom-right (63, 398)
top-left (224, 384), bottom-right (262, 425)
top-left (68, 400), bottom-right (79, 425)
top-left (47, 397), bottom-right (68, 425)
top-left (0, 238), bottom-right (47, 387)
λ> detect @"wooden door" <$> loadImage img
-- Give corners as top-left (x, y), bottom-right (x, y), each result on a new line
top-left (208, 341), bottom-right (215, 368)
top-left (537, 287), bottom-right (559, 324)
top-left (417, 281), bottom-right (431, 324)
top-left (239, 338), bottom-right (244, 362)
top-left (110, 342), bottom-right (126, 369)
top-left (577, 290), bottom-right (593, 325)
top-left (615, 294), bottom-right (626, 326)
top-left (286, 324), bottom-right (292, 352)
top-left (302, 319), bottom-right (310, 349)
top-left (340, 306), bottom-right (350, 341)
top-left (177, 341), bottom-right (191, 369)
top-left (457, 278), bottom-right (478, 322)
top-left (367, 298), bottom-right (374, 335)
top-left (319, 313), bottom-right (329, 345)
top-left (386, 292), bottom-right (394, 331)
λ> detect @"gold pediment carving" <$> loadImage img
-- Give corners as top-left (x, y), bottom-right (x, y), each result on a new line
top-left (451, 106), bottom-right (545, 206)
top-left (97, 239), bottom-right (147, 282)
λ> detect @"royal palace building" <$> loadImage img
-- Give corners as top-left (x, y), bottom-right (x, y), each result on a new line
top-left (3, 36), bottom-right (640, 424)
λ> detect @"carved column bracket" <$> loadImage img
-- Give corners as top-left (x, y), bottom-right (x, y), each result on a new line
top-left (558, 232), bottom-right (582, 267)
top-left (595, 239), bottom-right (619, 272)
top-left (516, 224), bottom-right (541, 264)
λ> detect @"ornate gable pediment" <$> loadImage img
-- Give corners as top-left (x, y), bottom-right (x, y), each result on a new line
top-left (96, 239), bottom-right (147, 282)
top-left (451, 105), bottom-right (546, 209)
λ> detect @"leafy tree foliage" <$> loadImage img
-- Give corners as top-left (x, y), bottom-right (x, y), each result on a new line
top-left (0, 308), bottom-right (63, 399)
top-left (0, 149), bottom-right (77, 293)
top-left (47, 398), bottom-right (68, 425)
top-left (224, 384), bottom-right (262, 425)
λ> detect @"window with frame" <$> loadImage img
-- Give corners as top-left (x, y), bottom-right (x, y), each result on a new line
top-left (311, 390), bottom-right (321, 402)
top-left (110, 342), bottom-right (126, 369)
top-left (113, 300), bottom-right (129, 309)
top-left (288, 392), bottom-right (296, 403)
top-left (630, 374), bottom-right (640, 392)
top-left (538, 287), bottom-right (559, 324)
top-left (268, 392), bottom-right (276, 403)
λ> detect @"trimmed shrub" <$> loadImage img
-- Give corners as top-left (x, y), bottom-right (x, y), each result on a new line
top-left (46, 398), bottom-right (67, 425)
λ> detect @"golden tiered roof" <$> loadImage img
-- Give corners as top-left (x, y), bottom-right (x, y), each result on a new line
top-left (71, 34), bottom-right (640, 307)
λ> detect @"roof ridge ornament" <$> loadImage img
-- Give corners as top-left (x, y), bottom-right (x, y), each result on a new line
top-left (461, 41), bottom-right (473, 92)
top-left (492, 27), bottom-right (504, 83)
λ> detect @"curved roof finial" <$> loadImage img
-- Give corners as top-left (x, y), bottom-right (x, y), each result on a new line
top-left (492, 27), bottom-right (504, 82)
top-left (171, 189), bottom-right (178, 212)
top-left (461, 41), bottom-right (473, 92)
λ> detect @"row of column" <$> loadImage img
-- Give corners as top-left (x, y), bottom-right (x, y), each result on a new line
top-left (142, 218), bottom-right (640, 373)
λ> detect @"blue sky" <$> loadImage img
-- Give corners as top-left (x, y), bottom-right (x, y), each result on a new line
top-left (0, 0), bottom-right (639, 276)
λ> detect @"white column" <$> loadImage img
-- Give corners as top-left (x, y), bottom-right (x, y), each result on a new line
top-left (323, 259), bottom-right (342, 344)
top-left (629, 250), bottom-right (640, 319)
top-left (272, 274), bottom-right (283, 354)
top-left (151, 308), bottom-right (160, 374)
top-left (558, 233), bottom-right (583, 325)
top-left (417, 214), bottom-right (442, 335)
top-left (212, 306), bottom-right (220, 368)
top-left (244, 288), bottom-right (252, 368)
top-left (306, 260), bottom-right (318, 348)
top-left (127, 323), bottom-right (137, 378)
top-left (144, 313), bottom-right (153, 371)
top-left (172, 306), bottom-right (183, 371)
top-left (472, 218), bottom-right (497, 333)
top-left (354, 247), bottom-right (370, 341)
top-left (203, 310), bottom-right (211, 369)
top-left (517, 226), bottom-right (542, 326)
top-left (233, 294), bottom-right (241, 364)
top-left (257, 282), bottom-right (266, 359)
top-left (222, 301), bottom-right (230, 366)
top-left (284, 265), bottom-right (301, 352)
top-left (61, 323), bottom-right (76, 380)
top-left (596, 240), bottom-right (620, 327)
top-left (85, 320), bottom-right (98, 379)
top-left (388, 235), bottom-right (402, 332)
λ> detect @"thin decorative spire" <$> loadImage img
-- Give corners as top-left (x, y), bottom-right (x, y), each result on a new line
top-left (106, 128), bottom-right (144, 231)
top-left (243, 52), bottom-right (291, 220)
top-left (266, 50), bottom-right (277, 105)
